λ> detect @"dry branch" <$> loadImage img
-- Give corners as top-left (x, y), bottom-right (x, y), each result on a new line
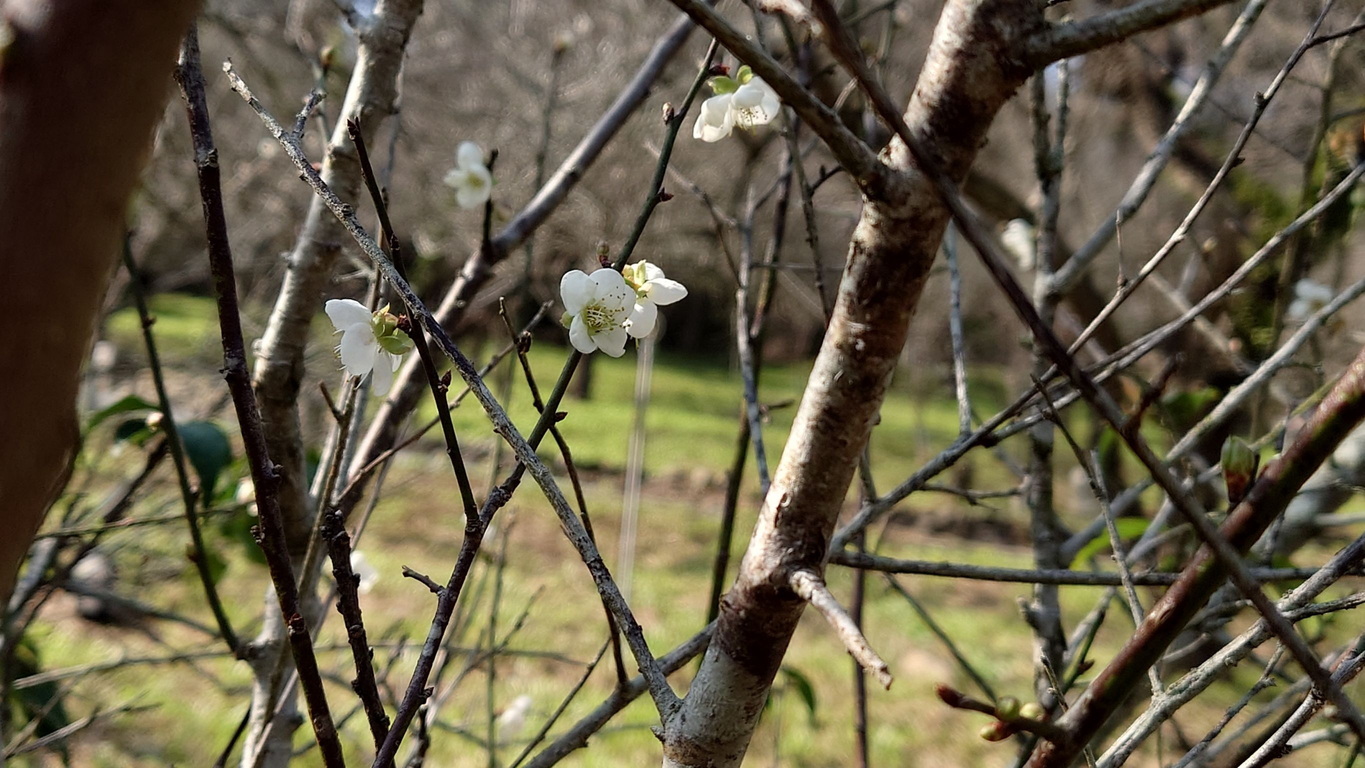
top-left (789, 569), bottom-right (893, 689)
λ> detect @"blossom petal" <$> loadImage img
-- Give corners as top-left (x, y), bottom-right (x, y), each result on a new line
top-left (325, 298), bottom-right (372, 332)
top-left (589, 267), bottom-right (629, 294)
top-left (757, 81), bottom-right (781, 122)
top-left (640, 262), bottom-right (666, 283)
top-left (645, 277), bottom-right (687, 306)
top-left (568, 314), bottom-right (597, 354)
top-left (370, 353), bottom-right (396, 396)
top-left (338, 328), bottom-right (377, 377)
top-left (457, 141), bottom-right (484, 170)
top-left (560, 270), bottom-right (595, 315)
top-left (733, 78), bottom-right (779, 128)
top-left (733, 82), bottom-right (766, 109)
top-left (596, 326), bottom-right (628, 357)
top-left (454, 165), bottom-right (493, 209)
top-left (693, 94), bottom-right (734, 142)
top-left (627, 301), bottom-right (657, 338)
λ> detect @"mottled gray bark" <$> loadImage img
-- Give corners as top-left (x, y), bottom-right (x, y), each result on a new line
top-left (250, 0), bottom-right (423, 554)
top-left (661, 2), bottom-right (1043, 764)
top-left (241, 2), bottom-right (424, 765)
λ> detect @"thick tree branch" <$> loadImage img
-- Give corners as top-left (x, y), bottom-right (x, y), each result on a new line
top-left (662, 2), bottom-right (1044, 765)
top-left (1025, 0), bottom-right (1242, 66)
top-left (249, 0), bottom-right (424, 552)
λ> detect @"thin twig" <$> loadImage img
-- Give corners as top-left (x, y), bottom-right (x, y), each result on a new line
top-left (789, 569), bottom-right (893, 689)
top-left (120, 241), bottom-right (241, 656)
top-left (176, 28), bottom-right (345, 768)
top-left (831, 552), bottom-right (1339, 586)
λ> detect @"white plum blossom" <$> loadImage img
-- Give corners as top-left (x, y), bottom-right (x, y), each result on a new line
top-left (1000, 219), bottom-right (1037, 271)
top-left (443, 141), bottom-right (493, 209)
top-left (560, 262), bottom-right (690, 354)
top-left (622, 261), bottom-right (688, 338)
top-left (349, 551), bottom-right (379, 595)
top-left (496, 695), bottom-right (534, 737)
top-left (693, 66), bottom-right (781, 142)
top-left (560, 268), bottom-right (635, 357)
top-left (324, 299), bottom-right (413, 395)
top-left (234, 478), bottom-right (258, 516)
top-left (1288, 279), bottom-right (1334, 321)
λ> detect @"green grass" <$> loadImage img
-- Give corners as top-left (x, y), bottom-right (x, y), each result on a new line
top-left (20, 294), bottom-right (1356, 767)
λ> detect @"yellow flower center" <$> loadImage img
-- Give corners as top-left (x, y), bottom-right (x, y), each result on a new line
top-left (582, 300), bottom-right (626, 334)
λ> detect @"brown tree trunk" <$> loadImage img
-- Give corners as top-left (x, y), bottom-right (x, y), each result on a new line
top-left (661, 1), bottom-right (1043, 764)
top-left (0, 0), bottom-right (201, 602)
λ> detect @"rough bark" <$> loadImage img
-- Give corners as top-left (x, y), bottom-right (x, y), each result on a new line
top-left (660, 2), bottom-right (1042, 764)
top-left (0, 0), bottom-right (201, 601)
top-left (250, 0), bottom-right (423, 554)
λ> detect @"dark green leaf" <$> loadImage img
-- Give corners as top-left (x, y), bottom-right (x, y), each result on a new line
top-left (218, 511), bottom-right (266, 565)
top-left (179, 420), bottom-right (233, 498)
top-left (779, 665), bottom-right (819, 724)
top-left (113, 417), bottom-right (154, 445)
top-left (85, 394), bottom-right (158, 432)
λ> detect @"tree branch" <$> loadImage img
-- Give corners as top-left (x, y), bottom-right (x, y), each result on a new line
top-left (178, 26), bottom-right (346, 768)
top-left (1025, 0), bottom-right (1242, 66)
top-left (789, 570), bottom-right (892, 689)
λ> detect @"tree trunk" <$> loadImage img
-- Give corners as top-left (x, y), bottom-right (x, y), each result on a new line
top-left (0, 0), bottom-right (200, 602)
top-left (241, 4), bottom-right (425, 765)
top-left (661, 1), bottom-right (1042, 764)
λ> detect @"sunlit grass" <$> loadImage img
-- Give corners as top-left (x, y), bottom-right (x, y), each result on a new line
top-left (27, 294), bottom-right (1353, 766)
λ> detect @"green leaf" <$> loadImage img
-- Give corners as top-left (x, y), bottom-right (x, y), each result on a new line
top-left (735, 65), bottom-right (753, 84)
top-left (85, 394), bottom-right (158, 432)
top-left (779, 665), bottom-right (819, 724)
top-left (710, 75), bottom-right (738, 95)
top-left (179, 420), bottom-right (233, 498)
top-left (1069, 518), bottom-right (1151, 567)
top-left (1159, 387), bottom-right (1221, 434)
top-left (113, 417), bottom-right (154, 445)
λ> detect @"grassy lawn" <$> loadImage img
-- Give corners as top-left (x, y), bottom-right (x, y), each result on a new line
top-left (17, 295), bottom-right (1351, 766)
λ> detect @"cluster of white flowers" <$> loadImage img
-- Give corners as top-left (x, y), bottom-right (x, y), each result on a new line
top-left (560, 261), bottom-right (688, 356)
top-left (324, 299), bottom-right (415, 395)
top-left (693, 65), bottom-right (781, 143)
top-left (443, 141), bottom-right (493, 209)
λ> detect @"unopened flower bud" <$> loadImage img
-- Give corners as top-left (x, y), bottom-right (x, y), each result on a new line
top-left (995, 696), bottom-right (1020, 720)
top-left (1221, 436), bottom-right (1259, 507)
top-left (935, 684), bottom-right (966, 707)
top-left (979, 721), bottom-right (1014, 742)
top-left (1019, 703), bottom-right (1046, 721)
